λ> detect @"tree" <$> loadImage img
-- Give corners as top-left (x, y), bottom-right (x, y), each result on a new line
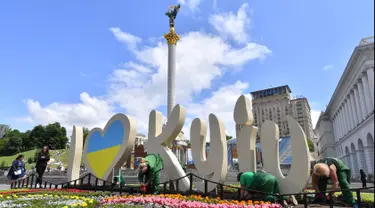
top-left (0, 137), bottom-right (9, 155)
top-left (30, 125), bottom-right (46, 148)
top-left (21, 130), bottom-right (34, 152)
top-left (226, 135), bottom-right (233, 141)
top-left (4, 129), bottom-right (23, 155)
top-left (307, 138), bottom-right (315, 152)
top-left (30, 122), bottom-right (69, 149)
top-left (0, 122), bottom-right (70, 156)
top-left (44, 122), bottom-right (69, 149)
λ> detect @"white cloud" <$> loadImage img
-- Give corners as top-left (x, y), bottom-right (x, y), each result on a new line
top-left (178, 0), bottom-right (202, 11)
top-left (186, 81), bottom-right (250, 138)
top-left (106, 28), bottom-right (270, 132)
top-left (322, 64), bottom-right (334, 71)
top-left (18, 5), bottom-right (271, 138)
top-left (21, 93), bottom-right (114, 136)
top-left (209, 3), bottom-right (251, 44)
top-left (109, 28), bottom-right (141, 49)
top-left (311, 109), bottom-right (322, 129)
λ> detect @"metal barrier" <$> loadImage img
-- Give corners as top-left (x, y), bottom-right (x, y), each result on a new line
top-left (10, 172), bottom-right (374, 208)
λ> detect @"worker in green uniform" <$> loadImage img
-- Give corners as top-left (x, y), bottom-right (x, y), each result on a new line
top-left (137, 154), bottom-right (164, 194)
top-left (113, 172), bottom-right (125, 186)
top-left (237, 171), bottom-right (298, 206)
top-left (311, 157), bottom-right (355, 205)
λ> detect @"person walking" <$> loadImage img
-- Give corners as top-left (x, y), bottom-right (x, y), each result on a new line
top-left (360, 169), bottom-right (367, 188)
top-left (7, 154), bottom-right (27, 181)
top-left (35, 146), bottom-right (50, 188)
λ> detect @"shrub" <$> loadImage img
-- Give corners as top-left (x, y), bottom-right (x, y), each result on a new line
top-left (0, 161), bottom-right (7, 169)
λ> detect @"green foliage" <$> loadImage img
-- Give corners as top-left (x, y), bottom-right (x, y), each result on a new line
top-left (27, 157), bottom-right (33, 164)
top-left (226, 135), bottom-right (233, 141)
top-left (0, 137), bottom-right (9, 155)
top-left (0, 160), bottom-right (7, 168)
top-left (307, 138), bottom-right (315, 152)
top-left (0, 122), bottom-right (69, 157)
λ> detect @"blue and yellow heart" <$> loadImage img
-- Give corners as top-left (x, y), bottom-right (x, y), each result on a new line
top-left (85, 120), bottom-right (125, 179)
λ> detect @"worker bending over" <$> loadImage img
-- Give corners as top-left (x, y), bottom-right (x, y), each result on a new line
top-left (237, 171), bottom-right (298, 206)
top-left (312, 157), bottom-right (355, 205)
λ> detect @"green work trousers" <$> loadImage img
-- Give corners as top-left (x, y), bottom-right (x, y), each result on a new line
top-left (316, 170), bottom-right (354, 204)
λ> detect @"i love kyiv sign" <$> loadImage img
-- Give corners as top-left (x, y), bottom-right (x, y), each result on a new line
top-left (67, 95), bottom-right (311, 194)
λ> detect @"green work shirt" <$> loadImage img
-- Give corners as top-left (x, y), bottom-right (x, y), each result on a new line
top-left (316, 157), bottom-right (349, 171)
top-left (240, 172), bottom-right (255, 189)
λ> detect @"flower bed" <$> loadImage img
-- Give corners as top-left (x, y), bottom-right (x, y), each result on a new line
top-left (0, 189), bottom-right (281, 208)
top-left (303, 188), bottom-right (374, 206)
top-left (100, 194), bottom-right (282, 208)
top-left (223, 185), bottom-right (374, 206)
top-left (3, 187), bottom-right (372, 207)
top-left (0, 189), bottom-right (105, 208)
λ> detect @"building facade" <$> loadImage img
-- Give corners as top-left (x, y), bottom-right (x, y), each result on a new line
top-left (290, 98), bottom-right (314, 140)
top-left (251, 86), bottom-right (314, 139)
top-left (315, 37), bottom-right (374, 178)
top-left (0, 124), bottom-right (10, 139)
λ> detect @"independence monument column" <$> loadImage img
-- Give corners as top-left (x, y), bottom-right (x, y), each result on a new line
top-left (164, 4), bottom-right (181, 116)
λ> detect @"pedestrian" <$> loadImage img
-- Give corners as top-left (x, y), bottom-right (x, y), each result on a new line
top-left (360, 169), bottom-right (367, 188)
top-left (35, 146), bottom-right (50, 188)
top-left (7, 154), bottom-right (27, 181)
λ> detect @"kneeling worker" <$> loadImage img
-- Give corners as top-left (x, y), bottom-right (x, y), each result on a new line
top-left (312, 157), bottom-right (355, 205)
top-left (237, 171), bottom-right (298, 206)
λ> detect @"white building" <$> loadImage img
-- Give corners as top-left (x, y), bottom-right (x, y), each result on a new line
top-left (315, 37), bottom-right (374, 178)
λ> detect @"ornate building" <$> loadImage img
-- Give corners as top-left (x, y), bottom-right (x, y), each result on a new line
top-left (315, 37), bottom-right (374, 178)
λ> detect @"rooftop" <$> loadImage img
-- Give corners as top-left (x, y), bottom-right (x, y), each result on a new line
top-left (359, 36), bottom-right (374, 46)
top-left (250, 85), bottom-right (292, 95)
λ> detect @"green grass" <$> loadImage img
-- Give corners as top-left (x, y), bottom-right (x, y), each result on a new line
top-left (0, 149), bottom-right (71, 170)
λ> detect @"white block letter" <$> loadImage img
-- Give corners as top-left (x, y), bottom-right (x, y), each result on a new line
top-left (190, 114), bottom-right (227, 192)
top-left (68, 126), bottom-right (83, 183)
top-left (144, 105), bottom-right (190, 191)
top-left (260, 116), bottom-right (310, 194)
top-left (234, 95), bottom-right (258, 172)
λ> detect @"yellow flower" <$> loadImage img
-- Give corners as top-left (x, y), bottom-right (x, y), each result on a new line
top-left (81, 202), bottom-right (87, 207)
top-left (6, 196), bottom-right (10, 199)
top-left (0, 194), bottom-right (3, 198)
top-left (63, 206), bottom-right (68, 208)
top-left (72, 204), bottom-right (77, 207)
top-left (89, 200), bottom-right (94, 204)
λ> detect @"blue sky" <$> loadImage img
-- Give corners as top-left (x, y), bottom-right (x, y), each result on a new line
top-left (0, 0), bottom-right (373, 136)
